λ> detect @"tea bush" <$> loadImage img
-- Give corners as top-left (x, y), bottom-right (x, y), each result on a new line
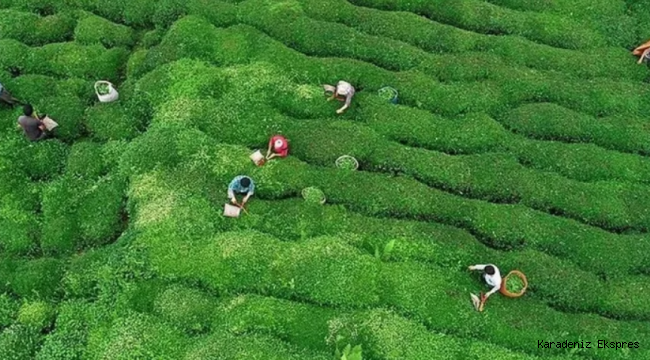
top-left (83, 311), bottom-right (188, 359)
top-left (84, 102), bottom-right (143, 141)
top-left (17, 301), bottom-right (55, 330)
top-left (185, 330), bottom-right (331, 360)
top-left (1, 1), bottom-right (650, 358)
top-left (235, 199), bottom-right (650, 319)
top-left (218, 293), bottom-right (647, 360)
top-left (502, 102), bottom-right (650, 156)
top-left (0, 295), bottom-right (18, 329)
top-left (148, 18), bottom-right (650, 120)
top-left (33, 43), bottom-right (129, 82)
top-left (153, 284), bottom-right (216, 334)
top-left (1, 257), bottom-right (63, 300)
top-left (0, 324), bottom-right (42, 360)
top-left (0, 40), bottom-right (128, 82)
top-left (126, 173), bottom-right (650, 358)
top-left (74, 13), bottom-right (135, 48)
top-left (249, 157), bottom-right (649, 276)
top-left (66, 141), bottom-right (106, 178)
top-left (17, 139), bottom-right (68, 180)
top-left (136, 61), bottom-right (650, 234)
top-left (0, 9), bottom-right (75, 46)
top-left (346, 0), bottom-right (609, 49)
top-left (0, 0), bottom-right (64, 14)
top-left (34, 300), bottom-right (96, 360)
top-left (1, 74), bottom-right (91, 105)
top-left (300, 0), bottom-right (643, 81)
top-left (141, 230), bottom-right (381, 307)
top-left (151, 0), bottom-right (186, 29)
top-left (41, 174), bottom-right (126, 254)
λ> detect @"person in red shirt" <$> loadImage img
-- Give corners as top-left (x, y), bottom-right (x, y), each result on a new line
top-left (266, 135), bottom-right (289, 160)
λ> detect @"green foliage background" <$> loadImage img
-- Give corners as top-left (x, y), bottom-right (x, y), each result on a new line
top-left (2, 0), bottom-right (650, 359)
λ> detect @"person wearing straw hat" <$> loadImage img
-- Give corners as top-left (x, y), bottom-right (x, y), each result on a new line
top-left (324, 81), bottom-right (355, 114)
top-left (0, 82), bottom-right (21, 106)
top-left (228, 175), bottom-right (255, 206)
top-left (17, 104), bottom-right (48, 141)
top-left (266, 134), bottom-right (289, 160)
top-left (468, 263), bottom-right (502, 307)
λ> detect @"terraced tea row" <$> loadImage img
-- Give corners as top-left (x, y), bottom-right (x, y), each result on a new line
top-left (346, 0), bottom-right (631, 48)
top-left (132, 59), bottom-right (650, 249)
top-left (140, 16), bottom-right (650, 126)
top-left (2, 2), bottom-right (650, 359)
top-left (118, 123), bottom-right (650, 321)
top-left (299, 0), bottom-right (643, 81)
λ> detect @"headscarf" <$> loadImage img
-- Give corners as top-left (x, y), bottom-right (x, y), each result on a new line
top-left (336, 81), bottom-right (352, 96)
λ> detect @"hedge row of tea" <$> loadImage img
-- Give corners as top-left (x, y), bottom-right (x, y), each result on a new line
top-left (140, 17), bottom-right (650, 150)
top-left (118, 119), bottom-right (650, 318)
top-left (2, 1), bottom-right (650, 359)
top-left (123, 163), bottom-right (650, 360)
top-left (132, 56), bottom-right (650, 246)
top-left (134, 16), bottom-right (650, 186)
top-left (346, 0), bottom-right (636, 48)
top-left (298, 0), bottom-right (643, 81)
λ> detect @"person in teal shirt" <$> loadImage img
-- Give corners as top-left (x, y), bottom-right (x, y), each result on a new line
top-left (228, 175), bottom-right (255, 206)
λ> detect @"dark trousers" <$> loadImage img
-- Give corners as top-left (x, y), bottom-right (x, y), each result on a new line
top-left (0, 89), bottom-right (19, 106)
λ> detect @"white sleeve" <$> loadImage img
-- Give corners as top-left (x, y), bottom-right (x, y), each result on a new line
top-left (472, 264), bottom-right (487, 271)
top-left (486, 284), bottom-right (500, 297)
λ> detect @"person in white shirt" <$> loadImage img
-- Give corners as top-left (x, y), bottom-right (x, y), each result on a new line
top-left (468, 264), bottom-right (502, 301)
top-left (323, 81), bottom-right (355, 114)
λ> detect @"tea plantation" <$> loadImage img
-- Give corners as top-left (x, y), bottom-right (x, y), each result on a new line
top-left (2, 0), bottom-right (650, 359)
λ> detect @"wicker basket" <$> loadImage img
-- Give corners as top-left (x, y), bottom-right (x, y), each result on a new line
top-left (499, 270), bottom-right (528, 298)
top-left (335, 155), bottom-right (359, 170)
top-left (378, 86), bottom-right (398, 104)
top-left (301, 187), bottom-right (326, 205)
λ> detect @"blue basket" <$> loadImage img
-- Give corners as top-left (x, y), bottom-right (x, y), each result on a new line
top-left (378, 86), bottom-right (398, 104)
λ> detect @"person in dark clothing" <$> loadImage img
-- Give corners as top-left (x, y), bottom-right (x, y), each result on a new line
top-left (17, 104), bottom-right (47, 141)
top-left (0, 82), bottom-right (20, 106)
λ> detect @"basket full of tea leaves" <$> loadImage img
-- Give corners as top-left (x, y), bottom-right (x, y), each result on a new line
top-left (335, 155), bottom-right (358, 171)
top-left (500, 270), bottom-right (528, 298)
top-left (377, 86), bottom-right (398, 104)
top-left (94, 81), bottom-right (119, 103)
top-left (302, 187), bottom-right (326, 204)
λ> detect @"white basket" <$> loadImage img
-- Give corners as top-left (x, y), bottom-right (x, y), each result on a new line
top-left (301, 187), bottom-right (326, 205)
top-left (94, 81), bottom-right (119, 103)
top-left (41, 116), bottom-right (58, 131)
top-left (335, 155), bottom-right (359, 170)
top-left (250, 150), bottom-right (264, 165)
top-left (223, 203), bottom-right (242, 218)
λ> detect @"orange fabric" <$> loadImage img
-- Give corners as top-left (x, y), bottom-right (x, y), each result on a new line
top-left (633, 40), bottom-right (650, 55)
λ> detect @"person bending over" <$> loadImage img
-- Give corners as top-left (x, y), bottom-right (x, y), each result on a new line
top-left (0, 82), bottom-right (21, 106)
top-left (17, 104), bottom-right (47, 142)
top-left (228, 175), bottom-right (255, 206)
top-left (468, 263), bottom-right (502, 301)
top-left (324, 81), bottom-right (355, 114)
top-left (266, 134), bottom-right (289, 160)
